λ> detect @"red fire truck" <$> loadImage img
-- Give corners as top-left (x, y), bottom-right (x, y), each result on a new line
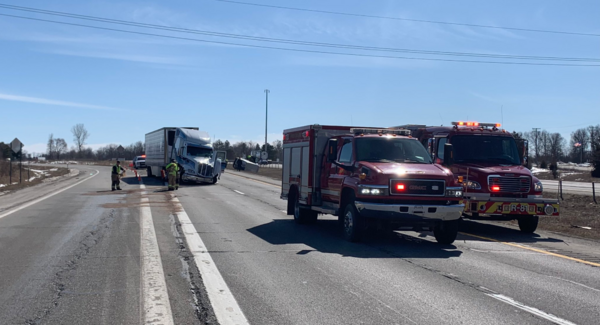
top-left (280, 125), bottom-right (465, 244)
top-left (398, 122), bottom-right (559, 233)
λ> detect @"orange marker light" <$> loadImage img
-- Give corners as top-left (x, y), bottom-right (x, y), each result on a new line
top-left (458, 121), bottom-right (464, 126)
top-left (495, 123), bottom-right (502, 128)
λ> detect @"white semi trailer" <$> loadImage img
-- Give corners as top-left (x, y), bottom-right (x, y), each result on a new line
top-left (145, 127), bottom-right (223, 184)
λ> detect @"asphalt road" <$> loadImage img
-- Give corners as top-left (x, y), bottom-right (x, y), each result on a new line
top-left (541, 179), bottom-right (598, 196)
top-left (1, 165), bottom-right (599, 324)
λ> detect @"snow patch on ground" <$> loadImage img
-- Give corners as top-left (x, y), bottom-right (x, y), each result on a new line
top-left (0, 184), bottom-right (6, 188)
top-left (531, 167), bottom-right (549, 174)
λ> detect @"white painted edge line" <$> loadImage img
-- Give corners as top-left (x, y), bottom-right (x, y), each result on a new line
top-left (486, 293), bottom-right (577, 325)
top-left (0, 169), bottom-right (100, 220)
top-left (170, 195), bottom-right (249, 325)
top-left (140, 183), bottom-right (175, 325)
top-left (233, 190), bottom-right (245, 195)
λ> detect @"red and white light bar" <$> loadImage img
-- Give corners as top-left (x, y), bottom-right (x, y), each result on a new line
top-left (452, 121), bottom-right (501, 128)
top-left (351, 128), bottom-right (411, 136)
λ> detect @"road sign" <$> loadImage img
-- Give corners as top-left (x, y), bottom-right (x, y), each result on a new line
top-left (10, 138), bottom-right (23, 153)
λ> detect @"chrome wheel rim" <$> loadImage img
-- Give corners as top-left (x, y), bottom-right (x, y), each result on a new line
top-left (344, 210), bottom-right (354, 235)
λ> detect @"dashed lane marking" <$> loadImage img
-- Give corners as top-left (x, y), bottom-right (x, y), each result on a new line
top-left (0, 169), bottom-right (99, 220)
top-left (486, 293), bottom-right (577, 325)
top-left (460, 232), bottom-right (600, 268)
top-left (169, 195), bottom-right (249, 325)
top-left (227, 172), bottom-right (281, 188)
top-left (233, 190), bottom-right (245, 195)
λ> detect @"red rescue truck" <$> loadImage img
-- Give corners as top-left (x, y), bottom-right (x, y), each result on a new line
top-left (281, 125), bottom-right (465, 244)
top-left (398, 122), bottom-right (559, 233)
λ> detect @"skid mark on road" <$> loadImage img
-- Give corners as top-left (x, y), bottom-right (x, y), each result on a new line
top-left (461, 232), bottom-right (600, 267)
top-left (139, 184), bottom-right (175, 325)
top-left (169, 195), bottom-right (249, 325)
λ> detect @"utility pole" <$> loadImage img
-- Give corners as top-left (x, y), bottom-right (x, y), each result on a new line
top-left (532, 128), bottom-right (540, 165)
top-left (264, 89), bottom-right (270, 158)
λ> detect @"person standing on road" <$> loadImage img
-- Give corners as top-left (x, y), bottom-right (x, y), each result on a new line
top-left (111, 160), bottom-right (125, 191)
top-left (166, 159), bottom-right (179, 191)
top-left (176, 162), bottom-right (184, 190)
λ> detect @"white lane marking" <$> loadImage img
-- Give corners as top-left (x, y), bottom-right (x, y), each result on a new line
top-left (233, 190), bottom-right (245, 195)
top-left (486, 293), bottom-right (577, 325)
top-left (0, 169), bottom-right (99, 220)
top-left (140, 184), bottom-right (175, 325)
top-left (170, 195), bottom-right (249, 325)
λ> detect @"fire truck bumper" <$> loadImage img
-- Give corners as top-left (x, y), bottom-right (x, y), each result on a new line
top-left (354, 201), bottom-right (464, 222)
top-left (465, 198), bottom-right (559, 216)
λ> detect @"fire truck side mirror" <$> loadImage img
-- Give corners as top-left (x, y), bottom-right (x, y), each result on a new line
top-left (327, 139), bottom-right (338, 162)
top-left (443, 143), bottom-right (454, 166)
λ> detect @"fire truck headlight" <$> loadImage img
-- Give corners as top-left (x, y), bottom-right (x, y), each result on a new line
top-left (535, 181), bottom-right (543, 192)
top-left (359, 186), bottom-right (386, 195)
top-left (465, 180), bottom-right (481, 190)
top-left (445, 188), bottom-right (463, 197)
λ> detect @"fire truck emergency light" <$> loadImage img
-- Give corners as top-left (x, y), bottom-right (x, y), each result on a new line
top-left (351, 128), bottom-right (411, 136)
top-left (396, 184), bottom-right (405, 191)
top-left (452, 121), bottom-right (501, 128)
top-left (491, 185), bottom-right (501, 192)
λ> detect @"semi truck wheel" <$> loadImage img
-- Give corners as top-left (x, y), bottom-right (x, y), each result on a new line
top-left (433, 220), bottom-right (459, 245)
top-left (293, 196), bottom-right (317, 224)
top-left (147, 167), bottom-right (153, 177)
top-left (212, 175), bottom-right (218, 184)
top-left (517, 215), bottom-right (539, 233)
top-left (343, 202), bottom-right (364, 242)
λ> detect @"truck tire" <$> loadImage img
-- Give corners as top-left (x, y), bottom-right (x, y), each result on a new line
top-left (147, 167), bottom-right (153, 177)
top-left (343, 202), bottom-right (364, 242)
top-left (518, 215), bottom-right (539, 233)
top-left (212, 175), bottom-right (218, 184)
top-left (294, 196), bottom-right (317, 224)
top-left (433, 220), bottom-right (459, 245)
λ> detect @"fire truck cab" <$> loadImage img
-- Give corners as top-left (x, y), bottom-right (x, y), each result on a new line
top-left (398, 122), bottom-right (559, 233)
top-left (281, 125), bottom-right (465, 244)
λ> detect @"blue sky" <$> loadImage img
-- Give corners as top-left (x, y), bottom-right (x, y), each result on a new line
top-left (0, 0), bottom-right (598, 155)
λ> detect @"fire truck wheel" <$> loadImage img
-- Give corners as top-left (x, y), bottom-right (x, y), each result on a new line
top-left (343, 202), bottom-right (364, 242)
top-left (433, 220), bottom-right (459, 245)
top-left (293, 197), bottom-right (317, 224)
top-left (517, 215), bottom-right (539, 233)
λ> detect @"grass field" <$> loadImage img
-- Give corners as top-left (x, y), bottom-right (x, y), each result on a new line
top-left (0, 163), bottom-right (70, 194)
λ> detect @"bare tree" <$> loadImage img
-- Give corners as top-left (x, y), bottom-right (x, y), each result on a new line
top-left (46, 134), bottom-right (56, 159)
top-left (71, 123), bottom-right (90, 153)
top-left (569, 128), bottom-right (589, 163)
top-left (55, 138), bottom-right (68, 160)
top-left (548, 133), bottom-right (565, 163)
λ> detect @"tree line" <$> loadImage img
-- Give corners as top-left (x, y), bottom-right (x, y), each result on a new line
top-left (515, 124), bottom-right (600, 176)
top-left (212, 139), bottom-right (283, 162)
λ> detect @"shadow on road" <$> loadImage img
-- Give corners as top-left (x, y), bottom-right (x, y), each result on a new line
top-left (247, 219), bottom-right (462, 259)
top-left (457, 220), bottom-right (565, 244)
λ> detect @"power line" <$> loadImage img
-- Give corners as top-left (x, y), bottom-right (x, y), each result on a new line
top-left (1, 13), bottom-right (599, 67)
top-left (1, 3), bottom-right (599, 63)
top-left (210, 0), bottom-right (600, 37)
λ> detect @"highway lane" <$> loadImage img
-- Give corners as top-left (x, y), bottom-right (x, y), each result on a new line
top-left (1, 165), bottom-right (598, 324)
top-left (154, 171), bottom-right (600, 325)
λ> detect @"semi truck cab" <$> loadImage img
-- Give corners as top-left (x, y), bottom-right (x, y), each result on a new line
top-left (399, 122), bottom-right (559, 233)
top-left (281, 125), bottom-right (465, 244)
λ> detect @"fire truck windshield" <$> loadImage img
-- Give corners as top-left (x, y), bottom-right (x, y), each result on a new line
top-left (452, 135), bottom-right (521, 165)
top-left (356, 138), bottom-right (432, 164)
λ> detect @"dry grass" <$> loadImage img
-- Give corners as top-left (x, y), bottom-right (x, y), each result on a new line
top-left (0, 164), bottom-right (70, 193)
top-left (533, 193), bottom-right (600, 240)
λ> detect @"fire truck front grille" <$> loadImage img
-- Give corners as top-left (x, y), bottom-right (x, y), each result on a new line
top-left (389, 179), bottom-right (446, 196)
top-left (488, 176), bottom-right (530, 193)
top-left (198, 164), bottom-right (213, 177)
